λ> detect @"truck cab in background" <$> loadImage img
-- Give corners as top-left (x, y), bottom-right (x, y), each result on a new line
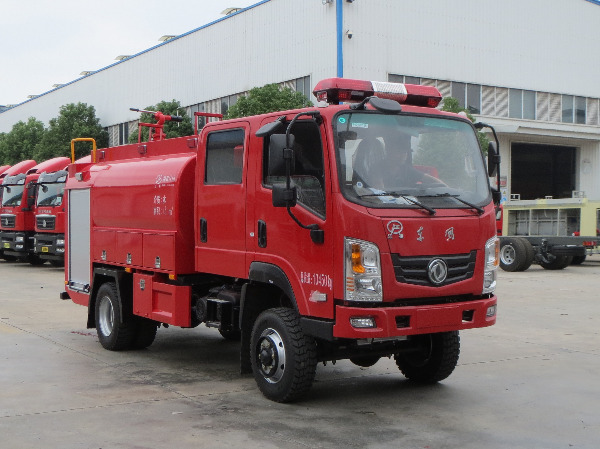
top-left (1, 157), bottom-right (70, 264)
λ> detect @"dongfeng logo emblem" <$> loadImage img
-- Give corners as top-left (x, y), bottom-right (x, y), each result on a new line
top-left (427, 258), bottom-right (448, 285)
top-left (386, 220), bottom-right (404, 239)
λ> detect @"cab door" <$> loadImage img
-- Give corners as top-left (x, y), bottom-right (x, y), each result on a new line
top-left (195, 124), bottom-right (249, 278)
top-left (251, 119), bottom-right (335, 319)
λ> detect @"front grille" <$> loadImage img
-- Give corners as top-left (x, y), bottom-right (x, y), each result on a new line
top-left (391, 251), bottom-right (476, 287)
top-left (36, 216), bottom-right (56, 230)
top-left (1, 214), bottom-right (16, 228)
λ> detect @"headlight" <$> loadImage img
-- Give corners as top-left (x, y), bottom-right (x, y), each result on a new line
top-left (345, 238), bottom-right (382, 302)
top-left (56, 239), bottom-right (65, 246)
top-left (482, 236), bottom-right (499, 294)
top-left (16, 236), bottom-right (25, 243)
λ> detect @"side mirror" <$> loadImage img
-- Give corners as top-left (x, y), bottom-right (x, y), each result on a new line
top-left (268, 134), bottom-right (295, 176)
top-left (487, 141), bottom-right (500, 177)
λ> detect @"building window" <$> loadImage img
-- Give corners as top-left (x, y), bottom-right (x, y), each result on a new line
top-left (509, 89), bottom-right (536, 120)
top-left (295, 75), bottom-right (311, 100)
top-left (387, 74), bottom-right (421, 85)
top-left (452, 82), bottom-right (466, 108)
top-left (466, 84), bottom-right (481, 114)
top-left (118, 122), bottom-right (129, 145)
top-left (575, 96), bottom-right (586, 124)
top-left (220, 94), bottom-right (238, 117)
top-left (562, 95), bottom-right (586, 124)
top-left (450, 82), bottom-right (481, 114)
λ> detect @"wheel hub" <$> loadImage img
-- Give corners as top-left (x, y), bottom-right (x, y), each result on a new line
top-left (256, 328), bottom-right (286, 383)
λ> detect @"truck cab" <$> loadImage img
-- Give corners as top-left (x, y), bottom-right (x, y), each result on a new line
top-left (32, 168), bottom-right (69, 266)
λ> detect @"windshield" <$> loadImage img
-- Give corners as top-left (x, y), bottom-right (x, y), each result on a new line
top-left (335, 112), bottom-right (490, 210)
top-left (36, 183), bottom-right (65, 207)
top-left (1, 185), bottom-right (25, 207)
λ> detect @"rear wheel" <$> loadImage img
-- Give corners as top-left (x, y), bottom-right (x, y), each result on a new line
top-left (95, 282), bottom-right (135, 350)
top-left (395, 331), bottom-right (460, 383)
top-left (519, 238), bottom-right (535, 271)
top-left (132, 317), bottom-right (158, 349)
top-left (571, 255), bottom-right (587, 265)
top-left (540, 255), bottom-right (573, 270)
top-left (250, 308), bottom-right (317, 402)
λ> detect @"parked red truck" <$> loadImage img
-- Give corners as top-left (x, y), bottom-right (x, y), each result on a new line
top-left (1, 157), bottom-right (70, 264)
top-left (1, 160), bottom-right (37, 261)
top-left (62, 78), bottom-right (500, 402)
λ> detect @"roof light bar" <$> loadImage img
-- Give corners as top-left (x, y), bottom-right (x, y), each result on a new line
top-left (312, 78), bottom-right (442, 108)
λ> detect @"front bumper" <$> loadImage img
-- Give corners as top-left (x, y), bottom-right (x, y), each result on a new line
top-left (33, 233), bottom-right (65, 260)
top-left (333, 296), bottom-right (497, 339)
top-left (1, 231), bottom-right (30, 256)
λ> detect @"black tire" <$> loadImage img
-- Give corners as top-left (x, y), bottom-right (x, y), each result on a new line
top-left (499, 237), bottom-right (526, 272)
top-left (132, 317), bottom-right (158, 349)
top-left (571, 255), bottom-right (587, 265)
top-left (95, 282), bottom-right (135, 350)
top-left (1, 254), bottom-right (18, 262)
top-left (350, 355), bottom-right (381, 368)
top-left (518, 238), bottom-right (535, 271)
top-left (540, 255), bottom-right (573, 270)
top-left (49, 259), bottom-right (64, 268)
top-left (395, 331), bottom-right (460, 383)
top-left (250, 308), bottom-right (317, 403)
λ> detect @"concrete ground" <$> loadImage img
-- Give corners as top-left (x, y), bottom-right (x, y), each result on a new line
top-left (0, 257), bottom-right (598, 449)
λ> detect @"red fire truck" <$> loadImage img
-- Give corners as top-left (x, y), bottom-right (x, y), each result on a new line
top-left (1, 157), bottom-right (70, 264)
top-left (62, 78), bottom-right (500, 402)
top-left (1, 160), bottom-right (37, 261)
top-left (32, 150), bottom-right (92, 266)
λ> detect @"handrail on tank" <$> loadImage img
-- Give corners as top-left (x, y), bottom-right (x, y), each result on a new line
top-left (194, 112), bottom-right (223, 135)
top-left (71, 138), bottom-right (97, 163)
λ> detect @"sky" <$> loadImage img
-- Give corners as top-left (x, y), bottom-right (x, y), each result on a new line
top-left (0, 0), bottom-right (260, 106)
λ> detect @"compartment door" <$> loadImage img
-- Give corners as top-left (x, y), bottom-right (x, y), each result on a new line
top-left (68, 189), bottom-right (91, 291)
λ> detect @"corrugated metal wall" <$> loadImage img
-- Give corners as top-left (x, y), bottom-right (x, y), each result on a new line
top-left (343, 0), bottom-right (600, 97)
top-left (0, 0), bottom-right (337, 131)
top-left (5, 0), bottom-right (600, 133)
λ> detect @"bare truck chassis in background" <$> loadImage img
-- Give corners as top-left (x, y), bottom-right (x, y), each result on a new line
top-left (498, 198), bottom-right (600, 272)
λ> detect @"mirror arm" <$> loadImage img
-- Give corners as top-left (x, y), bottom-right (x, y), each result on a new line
top-left (281, 110), bottom-right (325, 244)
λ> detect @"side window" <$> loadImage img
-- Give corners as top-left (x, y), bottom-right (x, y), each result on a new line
top-left (263, 121), bottom-right (326, 217)
top-left (205, 129), bottom-right (245, 185)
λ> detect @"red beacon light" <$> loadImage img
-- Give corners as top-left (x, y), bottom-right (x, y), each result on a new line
top-left (312, 78), bottom-right (442, 108)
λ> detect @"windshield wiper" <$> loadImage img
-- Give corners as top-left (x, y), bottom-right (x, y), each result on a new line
top-left (359, 192), bottom-right (436, 215)
top-left (423, 193), bottom-right (484, 214)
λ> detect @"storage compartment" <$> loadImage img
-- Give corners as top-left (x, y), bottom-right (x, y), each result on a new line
top-left (92, 229), bottom-right (116, 262)
top-left (143, 233), bottom-right (175, 271)
top-left (116, 231), bottom-right (143, 266)
top-left (133, 273), bottom-right (191, 326)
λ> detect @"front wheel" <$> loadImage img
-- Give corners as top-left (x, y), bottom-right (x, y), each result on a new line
top-left (395, 331), bottom-right (460, 383)
top-left (250, 308), bottom-right (317, 403)
top-left (499, 238), bottom-right (526, 272)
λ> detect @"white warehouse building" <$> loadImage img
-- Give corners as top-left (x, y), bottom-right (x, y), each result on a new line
top-left (2, 0), bottom-right (600, 210)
